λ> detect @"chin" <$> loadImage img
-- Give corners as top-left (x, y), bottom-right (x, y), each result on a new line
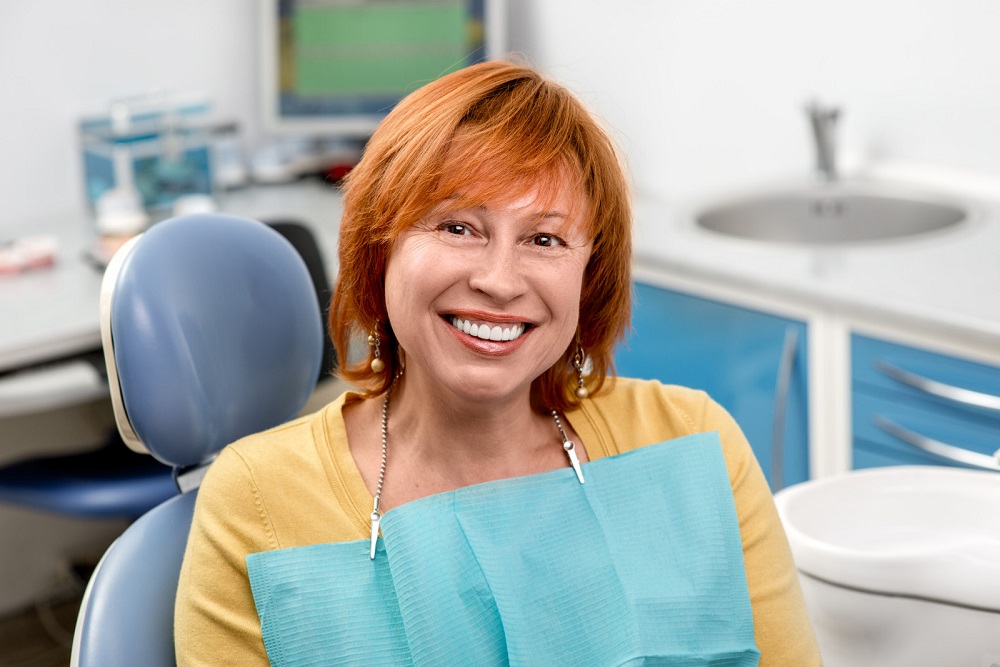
top-left (443, 373), bottom-right (535, 405)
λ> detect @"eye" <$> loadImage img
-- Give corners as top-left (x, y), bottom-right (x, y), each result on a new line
top-left (532, 233), bottom-right (563, 247)
top-left (442, 222), bottom-right (471, 236)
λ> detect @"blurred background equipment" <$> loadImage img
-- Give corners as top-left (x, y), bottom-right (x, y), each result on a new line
top-left (257, 0), bottom-right (506, 138)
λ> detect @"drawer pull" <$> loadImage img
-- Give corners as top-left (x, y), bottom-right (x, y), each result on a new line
top-left (770, 326), bottom-right (799, 492)
top-left (874, 415), bottom-right (1000, 471)
top-left (874, 360), bottom-right (1000, 413)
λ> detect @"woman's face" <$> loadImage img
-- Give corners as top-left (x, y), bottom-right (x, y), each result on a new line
top-left (384, 181), bottom-right (592, 407)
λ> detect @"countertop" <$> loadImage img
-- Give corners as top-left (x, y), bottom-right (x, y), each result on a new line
top-left (0, 180), bottom-right (343, 373)
top-left (632, 179), bottom-right (1000, 349)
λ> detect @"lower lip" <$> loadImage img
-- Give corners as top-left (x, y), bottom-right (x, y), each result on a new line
top-left (444, 319), bottom-right (531, 357)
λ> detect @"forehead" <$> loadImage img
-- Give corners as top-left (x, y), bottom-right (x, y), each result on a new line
top-left (430, 165), bottom-right (590, 229)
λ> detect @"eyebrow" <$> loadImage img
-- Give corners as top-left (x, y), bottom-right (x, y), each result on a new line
top-left (467, 205), bottom-right (569, 220)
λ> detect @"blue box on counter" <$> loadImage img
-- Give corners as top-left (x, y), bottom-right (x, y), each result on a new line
top-left (79, 95), bottom-right (216, 213)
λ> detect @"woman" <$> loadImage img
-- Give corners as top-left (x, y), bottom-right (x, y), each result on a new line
top-left (175, 61), bottom-right (820, 665)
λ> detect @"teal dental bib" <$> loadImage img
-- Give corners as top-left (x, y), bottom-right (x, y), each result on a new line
top-left (247, 432), bottom-right (760, 666)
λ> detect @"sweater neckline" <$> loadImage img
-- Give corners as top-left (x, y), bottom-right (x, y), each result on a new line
top-left (315, 390), bottom-right (614, 538)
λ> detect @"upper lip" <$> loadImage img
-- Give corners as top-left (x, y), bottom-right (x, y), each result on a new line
top-left (447, 310), bottom-right (533, 325)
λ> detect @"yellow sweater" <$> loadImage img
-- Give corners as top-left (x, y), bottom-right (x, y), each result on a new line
top-left (175, 378), bottom-right (820, 665)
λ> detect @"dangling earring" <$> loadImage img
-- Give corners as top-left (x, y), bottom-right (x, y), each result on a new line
top-left (573, 345), bottom-right (589, 399)
top-left (368, 322), bottom-right (385, 373)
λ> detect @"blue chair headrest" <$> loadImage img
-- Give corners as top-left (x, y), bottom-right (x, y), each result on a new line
top-left (100, 214), bottom-right (323, 469)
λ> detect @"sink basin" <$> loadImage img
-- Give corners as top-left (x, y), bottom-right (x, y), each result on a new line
top-left (696, 184), bottom-right (967, 244)
top-left (774, 465), bottom-right (1000, 608)
top-left (775, 466), bottom-right (1000, 665)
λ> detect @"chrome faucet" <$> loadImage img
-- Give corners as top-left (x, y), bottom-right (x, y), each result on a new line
top-left (806, 101), bottom-right (841, 182)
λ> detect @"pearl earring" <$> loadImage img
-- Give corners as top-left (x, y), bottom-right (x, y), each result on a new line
top-left (369, 324), bottom-right (385, 373)
top-left (573, 346), bottom-right (589, 399)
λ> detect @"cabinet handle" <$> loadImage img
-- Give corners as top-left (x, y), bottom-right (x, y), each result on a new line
top-left (873, 415), bottom-right (1000, 471)
top-left (771, 326), bottom-right (799, 491)
top-left (875, 359), bottom-right (1000, 413)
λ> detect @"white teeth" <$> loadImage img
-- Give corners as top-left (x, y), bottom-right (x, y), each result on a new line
top-left (451, 316), bottom-right (525, 342)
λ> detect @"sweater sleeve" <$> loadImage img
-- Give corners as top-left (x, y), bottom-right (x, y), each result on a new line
top-left (693, 394), bottom-right (822, 666)
top-left (174, 447), bottom-right (274, 666)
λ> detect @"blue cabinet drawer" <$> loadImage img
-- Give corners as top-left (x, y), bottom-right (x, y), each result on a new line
top-left (615, 282), bottom-right (809, 489)
top-left (851, 333), bottom-right (1000, 472)
top-left (852, 438), bottom-right (959, 470)
top-left (852, 334), bottom-right (1000, 421)
top-left (852, 391), bottom-right (1000, 470)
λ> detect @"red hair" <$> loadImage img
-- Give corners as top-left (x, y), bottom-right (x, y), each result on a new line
top-left (331, 60), bottom-right (632, 412)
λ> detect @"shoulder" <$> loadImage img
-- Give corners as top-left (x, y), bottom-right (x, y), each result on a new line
top-left (579, 377), bottom-right (758, 486)
top-left (210, 389), bottom-right (356, 482)
top-left (194, 390), bottom-right (371, 550)
top-left (595, 376), bottom-right (709, 411)
top-left (192, 392), bottom-right (333, 526)
top-left (224, 411), bottom-right (317, 467)
top-left (194, 409), bottom-right (322, 518)
top-left (195, 411), bottom-right (312, 500)
top-left (582, 377), bottom-right (730, 452)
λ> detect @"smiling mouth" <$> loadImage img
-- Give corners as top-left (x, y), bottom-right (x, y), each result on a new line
top-left (450, 316), bottom-right (528, 342)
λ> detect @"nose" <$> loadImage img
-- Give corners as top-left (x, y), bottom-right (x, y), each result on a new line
top-left (467, 241), bottom-right (527, 304)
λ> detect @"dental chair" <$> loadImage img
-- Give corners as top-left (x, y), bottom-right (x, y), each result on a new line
top-left (0, 219), bottom-right (334, 524)
top-left (70, 213), bottom-right (323, 666)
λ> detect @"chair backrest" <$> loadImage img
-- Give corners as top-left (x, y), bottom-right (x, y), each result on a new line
top-left (72, 214), bottom-right (323, 666)
top-left (265, 220), bottom-right (337, 384)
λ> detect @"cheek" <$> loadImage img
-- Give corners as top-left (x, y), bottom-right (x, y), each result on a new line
top-left (543, 264), bottom-right (587, 332)
top-left (385, 257), bottom-right (420, 314)
top-left (383, 250), bottom-right (414, 331)
top-left (556, 260), bottom-right (589, 304)
top-left (383, 241), bottom-right (451, 331)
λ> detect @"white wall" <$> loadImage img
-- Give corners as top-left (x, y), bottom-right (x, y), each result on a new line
top-left (4, 0), bottom-right (1000, 229)
top-left (510, 0), bottom-right (1000, 200)
top-left (0, 0), bottom-right (258, 229)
